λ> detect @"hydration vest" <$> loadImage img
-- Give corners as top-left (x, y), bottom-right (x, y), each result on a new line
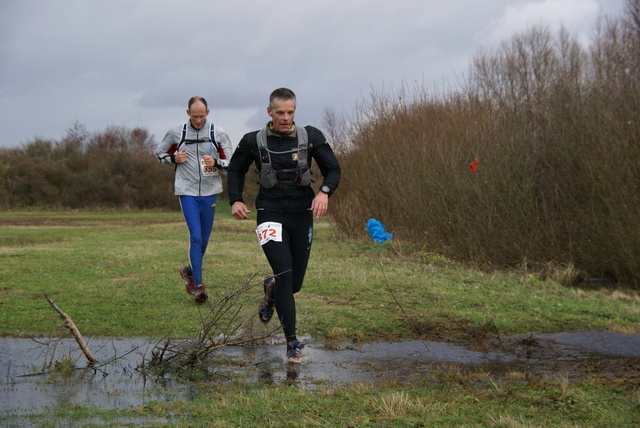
top-left (173, 123), bottom-right (227, 160)
top-left (257, 126), bottom-right (311, 189)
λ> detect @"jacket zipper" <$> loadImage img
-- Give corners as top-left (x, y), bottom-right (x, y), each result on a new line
top-left (196, 130), bottom-right (202, 196)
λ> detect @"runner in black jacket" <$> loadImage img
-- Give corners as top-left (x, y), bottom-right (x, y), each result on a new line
top-left (227, 88), bottom-right (341, 363)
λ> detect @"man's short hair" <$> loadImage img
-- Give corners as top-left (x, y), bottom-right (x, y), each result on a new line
top-left (188, 96), bottom-right (208, 110)
top-left (269, 88), bottom-right (296, 109)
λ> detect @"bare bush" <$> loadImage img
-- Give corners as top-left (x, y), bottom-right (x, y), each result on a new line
top-left (146, 276), bottom-right (279, 374)
top-left (330, 5), bottom-right (640, 286)
top-left (86, 125), bottom-right (155, 154)
top-left (0, 124), bottom-right (176, 210)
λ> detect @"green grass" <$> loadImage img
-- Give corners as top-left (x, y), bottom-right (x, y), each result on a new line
top-left (1, 208), bottom-right (639, 340)
top-left (2, 375), bottom-right (638, 427)
top-left (1, 209), bottom-right (639, 427)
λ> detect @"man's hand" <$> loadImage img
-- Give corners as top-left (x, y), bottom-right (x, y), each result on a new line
top-left (232, 201), bottom-right (252, 220)
top-left (202, 155), bottom-right (215, 167)
top-left (311, 192), bottom-right (329, 218)
top-left (174, 150), bottom-right (187, 163)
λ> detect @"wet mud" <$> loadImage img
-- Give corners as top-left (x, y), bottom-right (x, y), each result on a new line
top-left (1, 332), bottom-right (639, 414)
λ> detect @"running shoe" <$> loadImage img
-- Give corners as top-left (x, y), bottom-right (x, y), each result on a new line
top-left (286, 340), bottom-right (302, 364)
top-left (180, 266), bottom-right (196, 294)
top-left (258, 276), bottom-right (276, 323)
top-left (193, 285), bottom-right (208, 303)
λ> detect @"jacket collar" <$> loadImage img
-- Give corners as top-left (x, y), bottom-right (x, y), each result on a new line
top-left (266, 121), bottom-right (296, 138)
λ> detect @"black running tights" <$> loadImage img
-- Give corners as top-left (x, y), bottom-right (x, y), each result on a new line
top-left (257, 209), bottom-right (313, 341)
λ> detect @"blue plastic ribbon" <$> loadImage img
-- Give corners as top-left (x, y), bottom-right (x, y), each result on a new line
top-left (367, 218), bottom-right (393, 243)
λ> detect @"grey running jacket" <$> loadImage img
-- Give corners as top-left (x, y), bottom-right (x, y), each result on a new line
top-left (156, 120), bottom-right (233, 196)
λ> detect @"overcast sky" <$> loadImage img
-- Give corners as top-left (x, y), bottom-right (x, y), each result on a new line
top-left (0, 0), bottom-right (627, 149)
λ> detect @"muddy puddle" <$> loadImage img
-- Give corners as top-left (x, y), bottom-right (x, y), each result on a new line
top-left (1, 332), bottom-right (639, 414)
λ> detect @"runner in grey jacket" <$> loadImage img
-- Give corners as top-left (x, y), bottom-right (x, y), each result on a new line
top-left (156, 120), bottom-right (232, 196)
top-left (155, 96), bottom-right (233, 303)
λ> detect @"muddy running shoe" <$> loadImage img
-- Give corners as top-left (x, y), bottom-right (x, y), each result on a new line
top-left (258, 276), bottom-right (276, 323)
top-left (286, 340), bottom-right (303, 364)
top-left (180, 266), bottom-right (196, 294)
top-left (193, 284), bottom-right (208, 303)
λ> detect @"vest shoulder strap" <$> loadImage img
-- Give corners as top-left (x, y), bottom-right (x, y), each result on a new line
top-left (256, 128), bottom-right (268, 154)
top-left (297, 126), bottom-right (308, 168)
top-left (209, 123), bottom-right (227, 159)
top-left (175, 123), bottom-right (188, 152)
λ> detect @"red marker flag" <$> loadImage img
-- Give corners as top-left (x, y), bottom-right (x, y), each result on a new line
top-left (469, 158), bottom-right (479, 171)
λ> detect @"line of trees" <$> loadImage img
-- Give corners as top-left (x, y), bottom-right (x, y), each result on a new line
top-left (0, 123), bottom-right (177, 209)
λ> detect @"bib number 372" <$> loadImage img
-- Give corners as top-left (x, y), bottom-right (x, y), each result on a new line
top-left (256, 222), bottom-right (283, 246)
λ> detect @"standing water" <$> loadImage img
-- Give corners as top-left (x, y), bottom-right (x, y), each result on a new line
top-left (1, 332), bottom-right (639, 413)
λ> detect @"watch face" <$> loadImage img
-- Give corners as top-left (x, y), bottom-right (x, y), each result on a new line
top-left (321, 186), bottom-right (330, 193)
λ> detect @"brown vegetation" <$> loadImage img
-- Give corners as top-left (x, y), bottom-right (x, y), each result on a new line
top-left (0, 123), bottom-right (177, 210)
top-left (329, 2), bottom-right (640, 286)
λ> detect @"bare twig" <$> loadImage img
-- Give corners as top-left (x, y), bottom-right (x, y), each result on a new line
top-left (377, 260), bottom-right (431, 352)
top-left (44, 295), bottom-right (97, 365)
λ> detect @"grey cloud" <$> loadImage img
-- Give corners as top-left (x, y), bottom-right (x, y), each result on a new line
top-left (0, 0), bottom-right (628, 147)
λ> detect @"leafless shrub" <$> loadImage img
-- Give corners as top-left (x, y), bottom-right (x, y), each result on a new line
top-left (146, 276), bottom-right (279, 374)
top-left (86, 125), bottom-right (155, 154)
top-left (0, 123), bottom-right (176, 209)
top-left (330, 5), bottom-right (640, 286)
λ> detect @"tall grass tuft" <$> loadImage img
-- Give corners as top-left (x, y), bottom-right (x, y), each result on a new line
top-left (374, 391), bottom-right (415, 418)
top-left (330, 5), bottom-right (640, 286)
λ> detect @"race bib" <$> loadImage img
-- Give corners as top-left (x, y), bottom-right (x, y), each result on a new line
top-left (201, 158), bottom-right (218, 177)
top-left (256, 222), bottom-right (283, 246)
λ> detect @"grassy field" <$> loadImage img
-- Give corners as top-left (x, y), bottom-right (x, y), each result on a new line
top-left (1, 208), bottom-right (639, 426)
top-left (1, 208), bottom-right (638, 340)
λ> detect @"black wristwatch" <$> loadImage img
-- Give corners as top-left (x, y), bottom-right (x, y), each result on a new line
top-left (321, 185), bottom-right (331, 194)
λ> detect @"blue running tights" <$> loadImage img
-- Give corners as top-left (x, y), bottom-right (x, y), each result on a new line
top-left (179, 195), bottom-right (217, 286)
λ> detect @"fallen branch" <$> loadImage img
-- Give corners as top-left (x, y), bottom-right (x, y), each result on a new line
top-left (44, 295), bottom-right (97, 365)
top-left (147, 274), bottom-right (280, 371)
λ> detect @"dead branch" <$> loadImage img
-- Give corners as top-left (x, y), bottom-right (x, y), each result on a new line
top-left (44, 295), bottom-right (97, 365)
top-left (147, 274), bottom-right (281, 371)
